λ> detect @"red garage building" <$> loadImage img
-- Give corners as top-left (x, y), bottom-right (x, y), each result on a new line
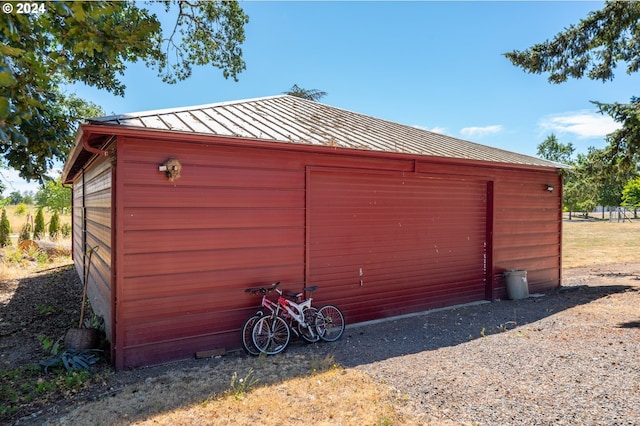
top-left (62, 95), bottom-right (563, 369)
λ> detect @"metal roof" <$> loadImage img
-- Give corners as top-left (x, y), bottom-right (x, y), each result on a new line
top-left (89, 95), bottom-right (562, 168)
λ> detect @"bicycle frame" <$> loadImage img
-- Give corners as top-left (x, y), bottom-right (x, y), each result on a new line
top-left (274, 288), bottom-right (318, 339)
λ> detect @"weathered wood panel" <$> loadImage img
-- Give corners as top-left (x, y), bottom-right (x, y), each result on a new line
top-left (71, 158), bottom-right (113, 340)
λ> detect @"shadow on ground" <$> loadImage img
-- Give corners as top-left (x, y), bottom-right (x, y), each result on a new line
top-left (298, 283), bottom-right (635, 367)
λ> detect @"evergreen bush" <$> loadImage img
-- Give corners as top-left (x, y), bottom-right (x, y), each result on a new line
top-left (0, 209), bottom-right (11, 247)
top-left (34, 208), bottom-right (45, 239)
top-left (49, 211), bottom-right (60, 240)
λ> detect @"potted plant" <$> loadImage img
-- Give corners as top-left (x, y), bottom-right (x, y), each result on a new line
top-left (64, 246), bottom-right (101, 350)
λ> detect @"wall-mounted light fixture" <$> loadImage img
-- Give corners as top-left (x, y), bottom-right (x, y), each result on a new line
top-left (546, 185), bottom-right (554, 192)
top-left (159, 158), bottom-right (182, 182)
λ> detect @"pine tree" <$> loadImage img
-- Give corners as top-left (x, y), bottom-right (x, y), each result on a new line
top-left (0, 209), bottom-right (11, 247)
top-left (49, 211), bottom-right (60, 241)
top-left (34, 208), bottom-right (45, 240)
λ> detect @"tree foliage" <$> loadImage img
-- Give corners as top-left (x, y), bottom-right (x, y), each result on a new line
top-left (35, 178), bottom-right (71, 213)
top-left (48, 210), bottom-right (60, 240)
top-left (622, 177), bottom-right (640, 208)
top-left (504, 2), bottom-right (640, 83)
top-left (34, 207), bottom-right (45, 240)
top-left (0, 208), bottom-right (10, 247)
top-left (285, 84), bottom-right (328, 102)
top-left (1, 1), bottom-right (249, 182)
top-left (536, 133), bottom-right (574, 164)
top-left (536, 135), bottom-right (629, 217)
top-left (505, 1), bottom-right (640, 170)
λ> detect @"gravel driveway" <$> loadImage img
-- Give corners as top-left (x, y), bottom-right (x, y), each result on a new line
top-left (297, 263), bottom-right (640, 425)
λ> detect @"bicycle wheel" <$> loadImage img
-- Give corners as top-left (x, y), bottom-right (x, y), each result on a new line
top-left (317, 304), bottom-right (345, 342)
top-left (241, 313), bottom-right (263, 356)
top-left (252, 315), bottom-right (290, 355)
top-left (298, 306), bottom-right (321, 343)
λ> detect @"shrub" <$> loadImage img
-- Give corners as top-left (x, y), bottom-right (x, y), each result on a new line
top-left (34, 208), bottom-right (45, 240)
top-left (18, 222), bottom-right (31, 242)
top-left (14, 203), bottom-right (28, 216)
top-left (0, 209), bottom-right (10, 247)
top-left (61, 223), bottom-right (71, 238)
top-left (49, 211), bottom-right (60, 240)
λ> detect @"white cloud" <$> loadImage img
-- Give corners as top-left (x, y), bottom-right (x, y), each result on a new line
top-left (412, 124), bottom-right (448, 134)
top-left (460, 125), bottom-right (503, 138)
top-left (538, 111), bottom-right (621, 139)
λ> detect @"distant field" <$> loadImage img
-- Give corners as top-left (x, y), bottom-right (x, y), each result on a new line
top-left (563, 218), bottom-right (640, 269)
top-left (1, 204), bottom-right (71, 235)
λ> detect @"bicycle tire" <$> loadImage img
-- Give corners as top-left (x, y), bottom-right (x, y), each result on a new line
top-left (317, 304), bottom-right (345, 342)
top-left (298, 306), bottom-right (321, 343)
top-left (252, 315), bottom-right (290, 355)
top-left (241, 313), bottom-right (263, 356)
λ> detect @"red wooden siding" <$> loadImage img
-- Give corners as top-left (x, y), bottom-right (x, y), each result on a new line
top-left (492, 170), bottom-right (562, 296)
top-left (66, 131), bottom-right (562, 369)
top-left (114, 138), bottom-right (307, 368)
top-left (71, 159), bottom-right (113, 341)
top-left (307, 168), bottom-right (488, 323)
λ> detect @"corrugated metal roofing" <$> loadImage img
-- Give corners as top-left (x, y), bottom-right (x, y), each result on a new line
top-left (90, 95), bottom-right (562, 168)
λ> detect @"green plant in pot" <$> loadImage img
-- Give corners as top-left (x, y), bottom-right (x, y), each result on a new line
top-left (64, 246), bottom-right (101, 350)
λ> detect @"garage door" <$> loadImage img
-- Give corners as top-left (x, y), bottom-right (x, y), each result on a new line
top-left (307, 169), bottom-right (489, 323)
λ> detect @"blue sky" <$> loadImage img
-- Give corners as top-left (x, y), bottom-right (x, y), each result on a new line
top-left (3, 1), bottom-right (635, 195)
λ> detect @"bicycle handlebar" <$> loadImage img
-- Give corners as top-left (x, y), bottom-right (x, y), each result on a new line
top-left (244, 281), bottom-right (281, 295)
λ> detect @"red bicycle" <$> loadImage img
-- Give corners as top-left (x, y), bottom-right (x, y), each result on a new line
top-left (242, 282), bottom-right (345, 355)
top-left (241, 283), bottom-right (345, 356)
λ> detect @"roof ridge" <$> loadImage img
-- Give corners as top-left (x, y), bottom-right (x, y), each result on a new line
top-left (91, 94), bottom-right (292, 122)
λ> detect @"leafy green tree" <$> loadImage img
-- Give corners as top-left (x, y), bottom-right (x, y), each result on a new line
top-left (7, 191), bottom-right (23, 205)
top-left (622, 178), bottom-right (640, 208)
top-left (49, 211), bottom-right (60, 240)
top-left (0, 208), bottom-right (10, 247)
top-left (536, 134), bottom-right (574, 164)
top-left (1, 1), bottom-right (249, 182)
top-left (505, 1), bottom-right (640, 172)
top-left (34, 208), bottom-right (45, 240)
top-left (285, 84), bottom-right (328, 102)
top-left (536, 134), bottom-right (580, 217)
top-left (21, 192), bottom-right (34, 205)
top-left (35, 178), bottom-right (71, 214)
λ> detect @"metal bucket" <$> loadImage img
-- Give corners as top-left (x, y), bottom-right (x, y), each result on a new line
top-left (504, 270), bottom-right (529, 300)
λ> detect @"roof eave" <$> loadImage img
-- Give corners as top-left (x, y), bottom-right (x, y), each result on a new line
top-left (62, 123), bottom-right (564, 183)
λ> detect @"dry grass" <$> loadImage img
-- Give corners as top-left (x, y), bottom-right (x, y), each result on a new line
top-left (1, 204), bottom-right (71, 234)
top-left (133, 368), bottom-right (410, 426)
top-left (54, 355), bottom-right (418, 426)
top-left (562, 218), bottom-right (640, 268)
top-left (0, 205), bottom-right (72, 281)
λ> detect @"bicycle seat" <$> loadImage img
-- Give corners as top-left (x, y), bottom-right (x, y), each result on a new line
top-left (303, 285), bottom-right (318, 293)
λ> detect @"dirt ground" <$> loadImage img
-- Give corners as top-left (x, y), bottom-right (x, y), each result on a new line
top-left (1, 262), bottom-right (639, 424)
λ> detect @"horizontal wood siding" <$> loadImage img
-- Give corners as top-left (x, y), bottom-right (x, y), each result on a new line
top-left (116, 138), bottom-right (307, 368)
top-left (308, 169), bottom-right (488, 324)
top-left (493, 170), bottom-right (562, 297)
top-left (72, 159), bottom-right (113, 339)
top-left (102, 133), bottom-right (562, 369)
